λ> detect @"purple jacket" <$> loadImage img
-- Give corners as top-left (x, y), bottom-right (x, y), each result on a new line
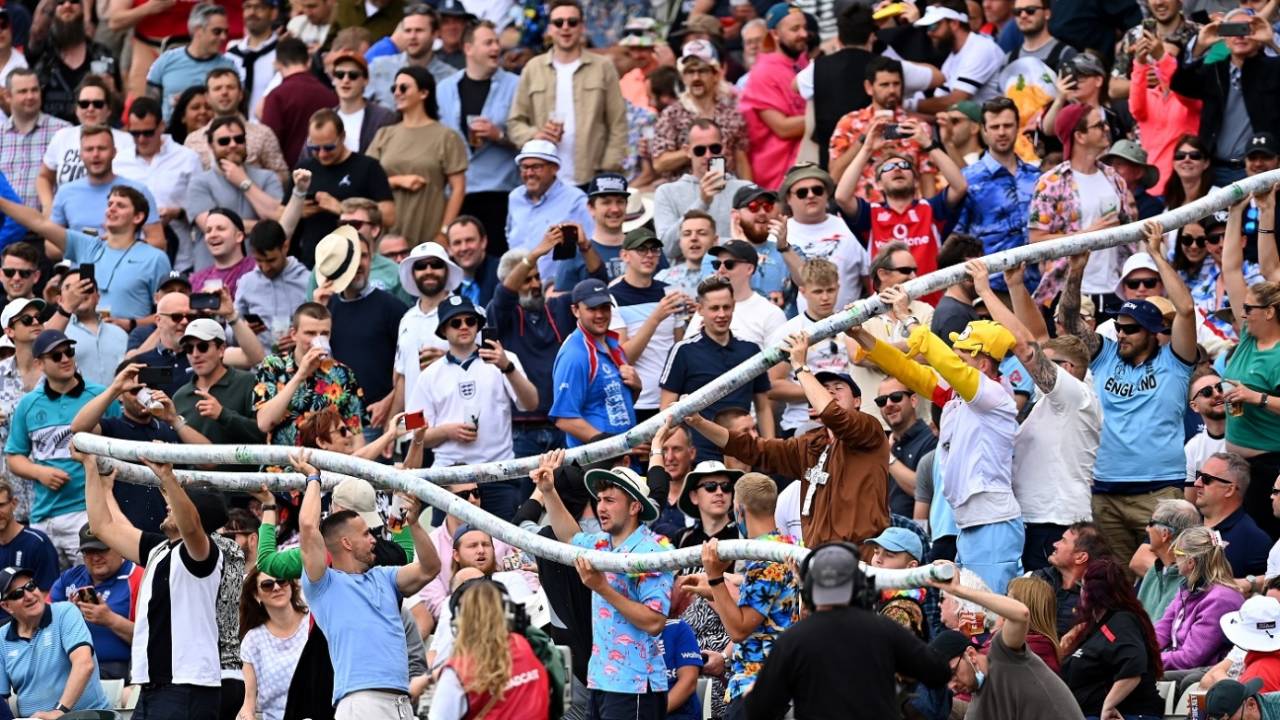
top-left (1156, 582), bottom-right (1244, 670)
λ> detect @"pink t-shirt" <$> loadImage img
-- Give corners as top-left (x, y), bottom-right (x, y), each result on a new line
top-left (740, 51), bottom-right (809, 189)
top-left (191, 254), bottom-right (257, 301)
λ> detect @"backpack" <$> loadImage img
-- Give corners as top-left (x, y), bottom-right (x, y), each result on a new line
top-left (521, 624), bottom-right (567, 720)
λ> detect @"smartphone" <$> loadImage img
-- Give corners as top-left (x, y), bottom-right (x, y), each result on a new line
top-left (138, 365), bottom-right (175, 388)
top-left (882, 124), bottom-right (905, 140)
top-left (76, 587), bottom-right (99, 604)
top-left (553, 225), bottom-right (578, 260)
top-left (1219, 21), bottom-right (1251, 36)
top-left (1061, 68), bottom-right (1078, 85)
top-left (243, 313), bottom-right (263, 326)
top-left (480, 326), bottom-right (498, 347)
top-left (405, 410), bottom-right (426, 430)
top-left (708, 156), bottom-right (726, 175)
top-left (190, 292), bottom-right (221, 311)
top-left (1141, 17), bottom-right (1157, 34)
top-left (78, 262), bottom-right (96, 289)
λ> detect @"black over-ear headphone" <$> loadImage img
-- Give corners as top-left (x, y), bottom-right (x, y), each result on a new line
top-left (449, 577), bottom-right (530, 635)
top-left (799, 541), bottom-right (878, 611)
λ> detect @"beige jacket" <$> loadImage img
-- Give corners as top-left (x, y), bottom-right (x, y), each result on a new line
top-left (507, 49), bottom-right (628, 185)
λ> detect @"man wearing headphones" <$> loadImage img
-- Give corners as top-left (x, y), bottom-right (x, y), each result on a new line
top-left (744, 543), bottom-right (950, 719)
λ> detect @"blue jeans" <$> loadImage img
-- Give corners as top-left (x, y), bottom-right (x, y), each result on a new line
top-left (134, 684), bottom-right (220, 720)
top-left (956, 517), bottom-right (1025, 595)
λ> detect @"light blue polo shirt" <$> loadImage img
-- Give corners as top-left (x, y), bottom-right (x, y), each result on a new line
top-left (63, 230), bottom-right (172, 320)
top-left (1090, 337), bottom-right (1195, 489)
top-left (50, 176), bottom-right (160, 237)
top-left (4, 378), bottom-right (117, 522)
top-left (302, 565), bottom-right (408, 704)
top-left (549, 327), bottom-right (636, 447)
top-left (0, 602), bottom-right (110, 716)
top-left (146, 49), bottom-right (239, 122)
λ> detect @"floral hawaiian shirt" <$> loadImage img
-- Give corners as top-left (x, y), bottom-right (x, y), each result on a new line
top-left (1028, 160), bottom-right (1137, 305)
top-left (0, 358), bottom-right (34, 520)
top-left (726, 533), bottom-right (799, 702)
top-left (625, 101), bottom-right (656, 182)
top-left (828, 106), bottom-right (936, 204)
top-left (651, 95), bottom-right (749, 182)
top-left (252, 352), bottom-right (365, 447)
top-left (572, 526), bottom-right (674, 694)
top-left (1191, 260), bottom-right (1264, 341)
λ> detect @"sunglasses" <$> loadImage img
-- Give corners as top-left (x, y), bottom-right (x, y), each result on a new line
top-left (692, 143), bottom-right (723, 157)
top-left (1012, 5), bottom-right (1042, 14)
top-left (453, 487), bottom-right (480, 500)
top-left (1179, 234), bottom-right (1207, 248)
top-left (1194, 383), bottom-right (1223, 400)
top-left (0, 17), bottom-right (8, 30)
top-left (1, 580), bottom-right (36, 602)
top-left (166, 312), bottom-right (197, 324)
top-left (1244, 303), bottom-right (1273, 314)
top-left (1, 268), bottom-right (34, 279)
top-left (1196, 471), bottom-right (1234, 486)
top-left (710, 259), bottom-right (741, 271)
top-left (258, 578), bottom-right (286, 591)
top-left (448, 316), bottom-right (479, 330)
top-left (792, 185), bottom-right (826, 200)
top-left (77, 99), bottom-right (107, 110)
top-left (1174, 151), bottom-right (1205, 161)
top-left (9, 314), bottom-right (39, 328)
top-left (215, 134), bottom-right (246, 146)
top-left (413, 258), bottom-right (446, 272)
top-left (874, 391), bottom-right (909, 407)
top-left (877, 159), bottom-right (914, 175)
top-left (1114, 322), bottom-right (1146, 336)
top-left (344, 218), bottom-right (373, 231)
top-left (182, 340), bottom-right (219, 354)
top-left (699, 481), bottom-right (734, 494)
top-left (1124, 278), bottom-right (1160, 290)
top-left (887, 265), bottom-right (918, 275)
top-left (307, 142), bottom-right (339, 154)
top-left (550, 17), bottom-right (581, 27)
top-left (743, 199), bottom-right (775, 213)
top-left (129, 127), bottom-right (159, 139)
top-left (44, 347), bottom-right (75, 362)
top-left (331, 69), bottom-right (365, 81)
top-left (392, 82), bottom-right (415, 95)
top-left (1207, 233), bottom-right (1225, 245)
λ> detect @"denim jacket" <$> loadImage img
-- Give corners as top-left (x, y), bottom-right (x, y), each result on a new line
top-left (436, 68), bottom-right (521, 194)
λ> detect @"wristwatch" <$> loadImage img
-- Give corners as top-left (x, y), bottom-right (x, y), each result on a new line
top-left (238, 178), bottom-right (253, 193)
top-left (900, 315), bottom-right (920, 338)
top-left (56, 704), bottom-right (71, 713)
top-left (500, 362), bottom-right (515, 374)
top-left (708, 576), bottom-right (725, 587)
top-left (260, 504), bottom-right (277, 511)
top-left (792, 364), bottom-right (812, 375)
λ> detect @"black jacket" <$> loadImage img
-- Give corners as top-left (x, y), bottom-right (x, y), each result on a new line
top-left (1171, 51), bottom-right (1280, 158)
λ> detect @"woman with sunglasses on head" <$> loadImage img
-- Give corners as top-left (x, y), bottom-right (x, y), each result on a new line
top-left (367, 66), bottom-right (468, 242)
top-left (236, 565), bottom-right (310, 720)
top-left (1153, 526), bottom-right (1243, 675)
top-left (1191, 211), bottom-right (1265, 342)
top-left (1219, 186), bottom-right (1280, 541)
top-left (1162, 135), bottom-right (1213, 211)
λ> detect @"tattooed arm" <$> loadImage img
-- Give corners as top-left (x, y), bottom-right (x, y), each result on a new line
top-left (966, 260), bottom-right (1059, 394)
top-left (1059, 252), bottom-right (1102, 360)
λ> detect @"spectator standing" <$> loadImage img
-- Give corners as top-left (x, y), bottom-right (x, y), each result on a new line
top-left (0, 70), bottom-right (69, 207)
top-left (535, 451), bottom-right (674, 720)
top-left (367, 66), bottom-right (468, 242)
top-left (0, 565), bottom-right (110, 716)
top-left (718, 186), bottom-right (799, 304)
top-left (395, 241), bottom-right (462, 415)
top-left (82, 451), bottom-right (226, 720)
top-left (172, 318), bottom-right (265, 446)
top-left (670, 461), bottom-right (742, 548)
top-left (506, 0), bottom-right (628, 187)
top-left (503, 140), bottom-right (594, 283)
top-left (608, 228), bottom-right (686, 421)
top-left (236, 220), bottom-right (312, 346)
top-left (48, 523), bottom-right (145, 680)
top-left (0, 297), bottom-right (47, 522)
top-left (4, 329), bottom-right (110, 567)
top-left (295, 451), bottom-right (440, 718)
top-left (1192, 453), bottom-right (1271, 579)
top-left (1127, 30), bottom-right (1202, 196)
top-left (739, 3), bottom-right (808, 189)
top-left (37, 77), bottom-right (135, 214)
top-left (875, 377), bottom-right (937, 518)
top-left (253, 303), bottom-right (365, 447)
top-left (686, 243), bottom-right (788, 346)
top-left (261, 38), bottom-right (340, 165)
top-left (368, 5), bottom-right (457, 109)
top-left (689, 332), bottom-right (889, 547)
top-left (145, 5), bottom-right (238, 123)
top-left (436, 21), bottom-right (520, 251)
top-left (1058, 223), bottom-right (1198, 564)
top-left (1156, 526), bottom-right (1245, 671)
top-left (187, 117), bottom-right (286, 237)
top-left (1006, 0), bottom-right (1077, 70)
top-left (954, 97), bottom-right (1042, 293)
top-left (913, 0), bottom-right (1005, 113)
top-left (549, 278), bottom-right (641, 447)
top-left (192, 210), bottom-right (256, 301)
top-left (1031, 522), bottom-right (1109, 636)
top-left (225, 0), bottom-right (279, 123)
top-left (651, 41), bottom-right (748, 183)
top-left (655, 210), bottom-right (714, 301)
top-left (653, 120), bottom-right (751, 258)
top-left (327, 52), bottom-right (396, 155)
top-left (445, 217), bottom-right (499, 307)
top-left (553, 173), bottom-right (631, 290)
top-left (780, 164), bottom-right (869, 313)
top-left (27, 0), bottom-right (119, 123)
top-left (47, 126), bottom-right (161, 252)
top-left (183, 69), bottom-right (290, 184)
top-left (236, 566), bottom-right (310, 720)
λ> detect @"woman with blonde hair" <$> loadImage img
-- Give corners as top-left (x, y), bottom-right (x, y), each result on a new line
top-left (1155, 526), bottom-right (1244, 671)
top-left (1002, 576), bottom-right (1061, 672)
top-left (428, 578), bottom-right (550, 720)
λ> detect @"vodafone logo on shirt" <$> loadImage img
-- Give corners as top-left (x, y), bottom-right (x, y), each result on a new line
top-left (869, 202), bottom-right (941, 272)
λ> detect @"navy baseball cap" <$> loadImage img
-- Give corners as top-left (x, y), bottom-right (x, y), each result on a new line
top-left (33, 330), bottom-right (74, 357)
top-left (1117, 300), bottom-right (1166, 334)
top-left (571, 279), bottom-right (613, 308)
top-left (587, 173), bottom-right (629, 198)
top-left (814, 370), bottom-right (861, 396)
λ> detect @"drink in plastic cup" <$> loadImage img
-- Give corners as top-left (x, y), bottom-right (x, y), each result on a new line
top-left (466, 115), bottom-right (484, 147)
top-left (203, 278), bottom-right (224, 292)
top-left (311, 335), bottom-right (331, 356)
top-left (1221, 381), bottom-right (1245, 417)
top-left (387, 494), bottom-right (409, 533)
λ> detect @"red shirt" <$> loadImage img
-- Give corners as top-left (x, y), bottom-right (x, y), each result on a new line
top-left (852, 194), bottom-right (952, 305)
top-left (1243, 650), bottom-right (1280, 692)
top-left (135, 0), bottom-right (243, 40)
top-left (261, 71), bottom-right (339, 166)
top-left (451, 633), bottom-right (550, 720)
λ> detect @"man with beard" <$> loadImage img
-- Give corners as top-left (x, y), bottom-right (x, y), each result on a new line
top-left (315, 225), bottom-right (407, 437)
top-left (27, 0), bottom-right (119, 123)
top-left (835, 113), bottom-right (967, 306)
top-left (38, 76), bottom-right (136, 212)
top-left (740, 3), bottom-right (809, 189)
top-left (487, 233), bottom-right (578, 461)
top-left (828, 57), bottom-right (938, 201)
top-left (1059, 223), bottom-right (1198, 564)
top-left (1184, 369), bottom-right (1227, 491)
top-left (651, 40), bottom-right (748, 183)
top-left (146, 5), bottom-right (237, 124)
top-left (954, 97), bottom-right (1042, 294)
top-left (395, 242), bottom-right (462, 417)
top-left (445, 216), bottom-right (499, 307)
top-left (226, 0), bottom-right (279, 123)
top-left (183, 69), bottom-right (290, 185)
top-left (262, 39), bottom-right (340, 165)
top-left (504, 140), bottom-right (594, 284)
top-left (436, 20), bottom-right (520, 253)
top-left (912, 0), bottom-right (1005, 114)
top-left (1006, 0), bottom-right (1078, 71)
top-left (49, 126), bottom-right (163, 251)
top-left (0, 69), bottom-right (70, 208)
top-left (293, 110), bottom-right (394, 264)
top-left (369, 6), bottom-right (456, 108)
top-left (187, 116), bottom-right (285, 235)
top-left (654, 120), bottom-right (751, 259)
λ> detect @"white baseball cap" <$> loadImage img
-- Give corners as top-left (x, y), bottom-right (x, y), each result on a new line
top-left (0, 298), bottom-right (44, 329)
top-left (914, 4), bottom-right (967, 26)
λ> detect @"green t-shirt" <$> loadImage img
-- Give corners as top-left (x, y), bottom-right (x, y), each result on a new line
top-left (1225, 326), bottom-right (1280, 452)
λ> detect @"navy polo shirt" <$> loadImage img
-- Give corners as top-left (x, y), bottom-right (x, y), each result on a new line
top-left (130, 346), bottom-right (192, 397)
top-left (891, 420), bottom-right (938, 517)
top-left (1211, 505), bottom-right (1271, 578)
top-left (0, 528), bottom-right (58, 625)
top-left (98, 415), bottom-right (177, 535)
top-left (660, 331), bottom-right (770, 459)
